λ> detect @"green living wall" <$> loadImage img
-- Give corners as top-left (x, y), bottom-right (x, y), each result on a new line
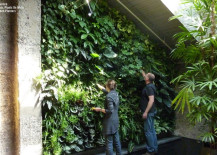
top-left (40, 0), bottom-right (175, 154)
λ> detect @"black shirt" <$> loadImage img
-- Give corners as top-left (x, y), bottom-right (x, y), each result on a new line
top-left (140, 83), bottom-right (156, 113)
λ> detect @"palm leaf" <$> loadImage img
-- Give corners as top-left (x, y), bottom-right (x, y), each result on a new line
top-left (172, 87), bottom-right (194, 113)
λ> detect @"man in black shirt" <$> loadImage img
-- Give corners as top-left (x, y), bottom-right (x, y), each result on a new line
top-left (140, 70), bottom-right (158, 155)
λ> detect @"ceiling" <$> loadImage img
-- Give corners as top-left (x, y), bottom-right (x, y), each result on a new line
top-left (108, 0), bottom-right (183, 50)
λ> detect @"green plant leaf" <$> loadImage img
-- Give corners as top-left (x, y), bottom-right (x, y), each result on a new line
top-left (81, 34), bottom-right (88, 39)
top-left (103, 50), bottom-right (117, 58)
top-left (90, 53), bottom-right (100, 58)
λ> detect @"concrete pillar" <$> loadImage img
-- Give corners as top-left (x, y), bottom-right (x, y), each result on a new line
top-left (17, 0), bottom-right (42, 154)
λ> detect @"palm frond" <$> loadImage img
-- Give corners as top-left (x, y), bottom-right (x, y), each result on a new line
top-left (169, 15), bottom-right (182, 21)
top-left (172, 87), bottom-right (194, 113)
top-left (171, 44), bottom-right (202, 63)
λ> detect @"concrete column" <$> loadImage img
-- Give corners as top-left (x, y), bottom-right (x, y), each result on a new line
top-left (17, 0), bottom-right (42, 154)
top-left (0, 1), bottom-right (19, 154)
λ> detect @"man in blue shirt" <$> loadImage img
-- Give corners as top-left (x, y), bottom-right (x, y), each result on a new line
top-left (140, 70), bottom-right (158, 155)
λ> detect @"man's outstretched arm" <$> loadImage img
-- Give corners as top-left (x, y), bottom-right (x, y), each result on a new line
top-left (141, 70), bottom-right (146, 78)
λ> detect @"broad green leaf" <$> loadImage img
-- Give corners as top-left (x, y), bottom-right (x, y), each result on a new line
top-left (159, 89), bottom-right (169, 96)
top-left (163, 99), bottom-right (171, 108)
top-left (58, 5), bottom-right (65, 11)
top-left (103, 50), bottom-right (117, 58)
top-left (81, 34), bottom-right (88, 39)
top-left (90, 53), bottom-right (100, 58)
top-left (156, 96), bottom-right (163, 103)
top-left (79, 21), bottom-right (86, 28)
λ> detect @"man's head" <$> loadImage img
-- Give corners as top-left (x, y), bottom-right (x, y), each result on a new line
top-left (145, 73), bottom-right (155, 84)
top-left (106, 79), bottom-right (117, 91)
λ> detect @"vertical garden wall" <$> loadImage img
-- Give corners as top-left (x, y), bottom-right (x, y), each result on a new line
top-left (41, 0), bottom-right (176, 154)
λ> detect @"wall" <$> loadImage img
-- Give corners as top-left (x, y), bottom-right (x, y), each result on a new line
top-left (0, 0), bottom-right (19, 154)
top-left (174, 109), bottom-right (208, 140)
top-left (0, 0), bottom-right (42, 154)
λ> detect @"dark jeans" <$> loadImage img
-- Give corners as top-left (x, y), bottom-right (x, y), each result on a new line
top-left (144, 112), bottom-right (158, 153)
top-left (105, 131), bottom-right (122, 155)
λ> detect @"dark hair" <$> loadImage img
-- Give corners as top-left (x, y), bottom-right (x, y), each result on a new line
top-left (106, 79), bottom-right (117, 90)
top-left (147, 73), bottom-right (155, 83)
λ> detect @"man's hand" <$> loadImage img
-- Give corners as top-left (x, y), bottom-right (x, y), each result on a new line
top-left (97, 84), bottom-right (105, 90)
top-left (142, 112), bottom-right (148, 119)
top-left (93, 107), bottom-right (102, 112)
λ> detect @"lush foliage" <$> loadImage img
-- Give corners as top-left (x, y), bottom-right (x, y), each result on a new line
top-left (171, 0), bottom-right (217, 146)
top-left (41, 0), bottom-right (175, 154)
